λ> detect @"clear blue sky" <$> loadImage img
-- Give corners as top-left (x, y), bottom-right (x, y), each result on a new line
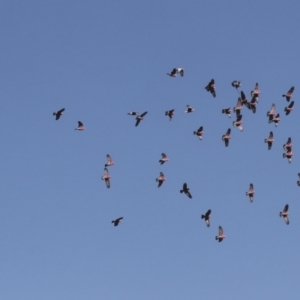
top-left (1, 1), bottom-right (300, 299)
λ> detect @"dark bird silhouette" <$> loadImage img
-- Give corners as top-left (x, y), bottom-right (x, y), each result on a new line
top-left (264, 131), bottom-right (274, 150)
top-left (282, 87), bottom-right (294, 102)
top-left (231, 80), bottom-right (241, 90)
top-left (112, 217), bottom-right (123, 226)
top-left (165, 109), bottom-right (175, 120)
top-left (180, 183), bottom-right (192, 199)
top-left (128, 111), bottom-right (138, 116)
top-left (185, 105), bottom-right (195, 113)
top-left (201, 209), bottom-right (211, 227)
top-left (167, 68), bottom-right (184, 77)
top-left (53, 108), bottom-right (65, 120)
top-left (75, 121), bottom-right (85, 130)
top-left (279, 205), bottom-right (289, 225)
top-left (205, 79), bottom-right (216, 97)
top-left (233, 115), bottom-right (243, 131)
top-left (159, 153), bottom-right (169, 165)
top-left (222, 128), bottom-right (231, 147)
top-left (285, 101), bottom-right (294, 115)
top-left (193, 126), bottom-right (204, 140)
top-left (246, 183), bottom-right (255, 202)
top-left (135, 111), bottom-right (148, 127)
top-left (222, 108), bottom-right (231, 118)
top-left (233, 98), bottom-right (242, 117)
top-left (156, 172), bottom-right (166, 187)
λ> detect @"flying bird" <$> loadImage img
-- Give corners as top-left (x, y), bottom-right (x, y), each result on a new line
top-left (128, 111), bottom-right (138, 116)
top-left (283, 148), bottom-right (293, 163)
top-left (282, 87), bottom-right (294, 102)
top-left (75, 121), bottom-right (85, 130)
top-left (240, 91), bottom-right (248, 106)
top-left (222, 128), bottom-right (231, 147)
top-left (233, 115), bottom-right (243, 131)
top-left (201, 209), bottom-right (211, 227)
top-left (251, 83), bottom-right (260, 103)
top-left (231, 80), bottom-right (241, 90)
top-left (156, 172), bottom-right (166, 187)
top-left (205, 79), bottom-right (216, 97)
top-left (159, 153), bottom-right (169, 165)
top-left (112, 217), bottom-right (123, 226)
top-left (193, 126), bottom-right (204, 140)
top-left (279, 205), bottom-right (289, 225)
top-left (105, 154), bottom-right (114, 167)
top-left (53, 108), bottom-right (65, 120)
top-left (185, 105), bottom-right (195, 113)
top-left (283, 137), bottom-right (292, 151)
top-left (222, 108), bottom-right (231, 118)
top-left (264, 131), bottom-right (274, 150)
top-left (272, 114), bottom-right (280, 127)
top-left (180, 183), bottom-right (192, 199)
top-left (297, 174), bottom-right (300, 186)
top-left (245, 97), bottom-right (257, 113)
top-left (215, 226), bottom-right (225, 242)
top-left (167, 68), bottom-right (184, 77)
top-left (246, 183), bottom-right (255, 202)
top-left (233, 98), bottom-right (242, 116)
top-left (267, 104), bottom-right (276, 123)
top-left (165, 109), bottom-right (175, 120)
top-left (135, 111), bottom-right (148, 127)
top-left (101, 168), bottom-right (111, 188)
top-left (284, 101), bottom-right (294, 115)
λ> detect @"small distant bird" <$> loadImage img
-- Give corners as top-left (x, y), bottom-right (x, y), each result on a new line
top-left (272, 114), bottom-right (280, 127)
top-left (193, 126), bottom-right (204, 140)
top-left (231, 80), bottom-right (241, 90)
top-left (284, 101), bottom-right (294, 115)
top-left (222, 108), bottom-right (231, 118)
top-left (251, 83), bottom-right (260, 103)
top-left (282, 87), bottom-right (294, 102)
top-left (180, 183), bottom-right (192, 199)
top-left (101, 168), bottom-right (111, 188)
top-left (267, 104), bottom-right (276, 123)
top-left (215, 226), bottom-right (225, 242)
top-left (135, 111), bottom-right (148, 127)
top-left (156, 172), bottom-right (166, 187)
top-left (233, 98), bottom-right (242, 116)
top-left (128, 111), bottom-right (138, 116)
top-left (246, 183), bottom-right (255, 202)
top-left (53, 108), bottom-right (65, 120)
top-left (201, 209), bottom-right (211, 227)
top-left (205, 79), bottom-right (216, 97)
top-left (112, 217), bottom-right (123, 227)
top-left (75, 121), bottom-right (85, 130)
top-left (240, 91), bottom-right (249, 106)
top-left (165, 109), bottom-right (175, 120)
top-left (167, 68), bottom-right (184, 77)
top-left (283, 148), bottom-right (293, 163)
top-left (233, 115), bottom-right (243, 131)
top-left (159, 153), bottom-right (169, 165)
top-left (283, 137), bottom-right (292, 151)
top-left (222, 128), bottom-right (231, 147)
top-left (105, 154), bottom-right (114, 167)
top-left (297, 174), bottom-right (300, 186)
top-left (279, 205), bottom-right (289, 225)
top-left (264, 131), bottom-right (274, 150)
top-left (245, 97), bottom-right (257, 113)
top-left (185, 105), bottom-right (195, 113)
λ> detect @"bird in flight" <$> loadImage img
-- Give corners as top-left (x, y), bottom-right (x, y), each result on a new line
top-left (205, 79), bottom-right (216, 97)
top-left (53, 108), bottom-right (65, 120)
top-left (165, 109), bottom-right (175, 120)
top-left (231, 80), bottom-right (241, 90)
top-left (135, 111), bottom-right (148, 127)
top-left (75, 121), bottom-right (85, 130)
top-left (201, 209), bottom-right (211, 227)
top-left (112, 217), bottom-right (123, 226)
top-left (185, 105), bottom-right (195, 113)
top-left (264, 131), bottom-right (274, 150)
top-left (105, 154), bottom-right (114, 167)
top-left (101, 168), bottom-right (111, 188)
top-left (128, 111), bottom-right (138, 116)
top-left (180, 183), bottom-right (192, 199)
top-left (246, 183), bottom-right (255, 202)
top-left (282, 87), bottom-right (294, 102)
top-left (233, 114), bottom-right (243, 131)
top-left (159, 153), bottom-right (169, 165)
top-left (167, 68), bottom-right (184, 77)
top-left (215, 226), bottom-right (225, 242)
top-left (284, 101), bottom-right (294, 116)
top-left (222, 128), bottom-right (231, 147)
top-left (279, 205), bottom-right (289, 225)
top-left (156, 172), bottom-right (166, 187)
top-left (222, 108), bottom-right (231, 118)
top-left (193, 126), bottom-right (204, 140)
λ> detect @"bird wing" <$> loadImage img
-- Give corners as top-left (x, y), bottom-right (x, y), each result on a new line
top-left (288, 101), bottom-right (294, 108)
top-left (135, 119), bottom-right (141, 127)
top-left (58, 108), bottom-right (65, 114)
top-left (106, 154), bottom-right (112, 164)
top-left (219, 226), bottom-right (223, 235)
top-left (140, 111), bottom-right (148, 117)
top-left (283, 204), bottom-right (289, 212)
top-left (161, 153), bottom-right (167, 158)
top-left (105, 179), bottom-right (110, 188)
top-left (78, 121), bottom-right (83, 127)
top-left (104, 168), bottom-right (109, 176)
top-left (226, 128), bottom-right (231, 135)
top-left (269, 131), bottom-right (273, 139)
top-left (206, 209), bottom-right (211, 217)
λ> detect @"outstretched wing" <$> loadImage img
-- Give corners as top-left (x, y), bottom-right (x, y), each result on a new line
top-left (161, 153), bottom-right (167, 158)
top-left (186, 190), bottom-right (192, 199)
top-left (140, 111), bottom-right (148, 117)
top-left (288, 101), bottom-right (294, 109)
top-left (226, 128), bottom-right (231, 135)
top-left (218, 226), bottom-right (223, 236)
top-left (106, 154), bottom-right (112, 164)
top-left (135, 118), bottom-right (141, 127)
top-left (205, 209), bottom-right (211, 217)
top-left (249, 183), bottom-right (254, 191)
top-left (78, 121), bottom-right (83, 127)
top-left (183, 183), bottom-right (188, 190)
top-left (283, 204), bottom-right (289, 213)
top-left (105, 179), bottom-right (110, 188)
top-left (269, 131), bottom-right (273, 139)
top-left (198, 126), bottom-right (203, 132)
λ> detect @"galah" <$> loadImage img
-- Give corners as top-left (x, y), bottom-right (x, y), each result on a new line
top-left (222, 128), bottom-right (231, 147)
top-left (222, 108), bottom-right (231, 118)
top-left (233, 114), bottom-right (243, 131)
top-left (282, 87), bottom-right (294, 102)
top-left (180, 183), bottom-right (192, 199)
top-left (185, 105), bottom-right (195, 113)
top-left (246, 183), bottom-right (255, 202)
top-left (205, 79), bottom-right (216, 97)
top-left (165, 109), bottom-right (175, 120)
top-left (112, 217), bottom-right (123, 226)
top-left (267, 104), bottom-right (276, 123)
top-left (251, 83), bottom-right (260, 103)
top-left (167, 68), bottom-right (184, 77)
top-left (193, 126), bottom-right (204, 140)
top-left (264, 131), bottom-right (274, 150)
top-left (128, 111), bottom-right (138, 116)
top-left (53, 108), bottom-right (65, 120)
top-left (215, 226), bottom-right (225, 242)
top-left (201, 209), bottom-right (211, 227)
top-left (159, 153), bottom-right (169, 165)
top-left (101, 168), bottom-right (111, 188)
top-left (105, 154), bottom-right (114, 167)
top-left (233, 98), bottom-right (242, 117)
top-left (231, 80), bottom-right (241, 90)
top-left (279, 205), bottom-right (289, 225)
top-left (283, 148), bottom-right (293, 163)
top-left (75, 121), bottom-right (85, 130)
top-left (283, 137), bottom-right (292, 151)
top-left (135, 111), bottom-right (148, 127)
top-left (284, 101), bottom-right (294, 115)
top-left (156, 172), bottom-right (166, 188)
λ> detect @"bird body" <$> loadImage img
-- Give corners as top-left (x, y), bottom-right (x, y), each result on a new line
top-left (53, 108), bottom-right (65, 120)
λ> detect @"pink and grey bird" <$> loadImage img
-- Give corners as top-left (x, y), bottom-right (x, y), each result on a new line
top-left (267, 104), bottom-right (276, 123)
top-left (193, 126), bottom-right (204, 140)
top-left (231, 80), bottom-right (241, 90)
top-left (215, 226), bottom-right (225, 242)
top-left (283, 148), bottom-right (293, 163)
top-left (185, 105), bottom-right (195, 113)
top-left (165, 109), bottom-right (175, 120)
top-left (264, 131), bottom-right (274, 150)
top-left (233, 98), bottom-right (242, 117)
top-left (101, 168), bottom-right (111, 188)
top-left (53, 108), bottom-right (65, 120)
top-left (284, 101), bottom-right (294, 115)
top-left (180, 183), bottom-right (192, 199)
top-left (112, 217), bottom-right (123, 226)
top-left (282, 87), bottom-right (294, 102)
top-left (128, 111), bottom-right (138, 116)
top-left (159, 153), bottom-right (169, 165)
top-left (233, 114), bottom-right (243, 131)
top-left (222, 128), bottom-right (231, 147)
top-left (246, 183), bottom-right (255, 202)
top-left (279, 205), bottom-right (289, 225)
top-left (201, 209), bottom-right (211, 227)
top-left (205, 79), bottom-right (216, 97)
top-left (156, 172), bottom-right (166, 188)
top-left (251, 83), bottom-right (260, 103)
top-left (75, 121), bottom-right (85, 130)
top-left (245, 97), bottom-right (257, 113)
top-left (283, 137), bottom-right (292, 151)
top-left (167, 68), bottom-right (184, 77)
top-left (135, 111), bottom-right (148, 127)
top-left (240, 91), bottom-right (249, 106)
top-left (105, 154), bottom-right (114, 167)
top-left (222, 108), bottom-right (231, 118)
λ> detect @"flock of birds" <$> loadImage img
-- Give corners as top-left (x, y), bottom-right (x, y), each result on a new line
top-left (53, 67), bottom-right (297, 242)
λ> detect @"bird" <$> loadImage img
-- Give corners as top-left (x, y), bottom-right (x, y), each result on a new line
top-left (159, 153), bottom-right (169, 165)
top-left (193, 126), bottom-right (204, 140)
top-left (251, 83), bottom-right (260, 103)
top-left (128, 111), bottom-right (138, 116)
top-left (105, 154), bottom-right (114, 167)
top-left (233, 115), bottom-right (243, 131)
top-left (272, 114), bottom-right (280, 127)
top-left (297, 174), bottom-right (300, 186)
top-left (267, 104), bottom-right (276, 123)
top-left (156, 172), bottom-right (166, 187)
top-left (135, 111), bottom-right (148, 127)
top-left (185, 105), bottom-right (195, 113)
top-left (167, 68), bottom-right (184, 77)
top-left (231, 80), bottom-right (241, 90)
top-left (279, 205), bottom-right (289, 225)
top-left (215, 226), bottom-right (225, 242)
top-left (264, 131), bottom-right (274, 150)
top-left (53, 108), bottom-right (65, 120)
top-left (222, 128), bottom-right (231, 147)
top-left (233, 98), bottom-right (242, 117)
top-left (284, 101), bottom-right (294, 115)
top-left (283, 137), bottom-right (292, 151)
top-left (165, 109), bottom-right (175, 120)
top-left (283, 148), bottom-right (293, 163)
top-left (282, 87), bottom-right (294, 102)
top-left (205, 79), bottom-right (216, 97)
top-left (112, 217), bottom-right (123, 226)
top-left (101, 168), bottom-right (111, 188)
top-left (240, 91), bottom-right (248, 106)
top-left (201, 209), bottom-right (211, 227)
top-left (246, 183), bottom-right (255, 202)
top-left (75, 121), bottom-right (85, 130)
top-left (222, 108), bottom-right (231, 118)
top-left (180, 183), bottom-right (192, 199)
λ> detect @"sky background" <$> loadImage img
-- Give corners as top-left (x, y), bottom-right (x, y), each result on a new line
top-left (1, 1), bottom-right (300, 299)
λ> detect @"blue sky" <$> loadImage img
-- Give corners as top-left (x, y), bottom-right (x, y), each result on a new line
top-left (1, 1), bottom-right (300, 299)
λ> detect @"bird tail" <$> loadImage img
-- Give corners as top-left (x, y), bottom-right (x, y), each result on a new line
top-left (201, 215), bottom-right (205, 219)
top-left (215, 236), bottom-right (218, 240)
top-left (279, 212), bottom-right (282, 217)
top-left (193, 131), bottom-right (197, 135)
top-left (165, 111), bottom-right (168, 115)
top-left (53, 112), bottom-right (56, 115)
top-left (222, 109), bottom-right (225, 113)
top-left (180, 190), bottom-right (183, 193)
